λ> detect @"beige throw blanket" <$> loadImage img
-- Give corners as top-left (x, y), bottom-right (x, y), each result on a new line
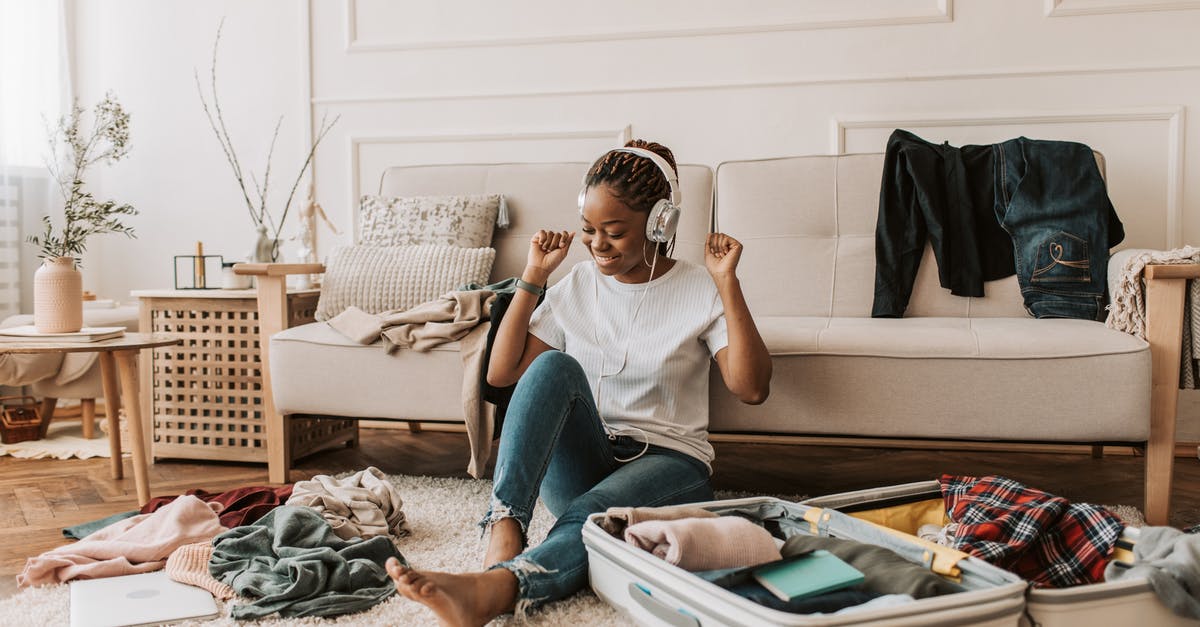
top-left (328, 290), bottom-right (497, 478)
top-left (1106, 246), bottom-right (1200, 388)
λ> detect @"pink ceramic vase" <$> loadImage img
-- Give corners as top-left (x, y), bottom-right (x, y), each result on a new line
top-left (33, 256), bottom-right (83, 333)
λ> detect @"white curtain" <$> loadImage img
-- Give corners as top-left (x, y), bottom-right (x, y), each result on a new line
top-left (0, 0), bottom-right (72, 318)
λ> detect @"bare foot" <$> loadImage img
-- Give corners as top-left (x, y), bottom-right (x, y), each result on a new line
top-left (483, 517), bottom-right (524, 569)
top-left (387, 557), bottom-right (517, 627)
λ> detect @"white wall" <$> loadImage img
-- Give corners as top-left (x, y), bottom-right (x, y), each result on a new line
top-left (72, 0), bottom-right (307, 298)
top-left (73, 0), bottom-right (1200, 438)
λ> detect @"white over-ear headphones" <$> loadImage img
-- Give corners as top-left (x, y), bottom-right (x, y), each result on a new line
top-left (578, 147), bottom-right (682, 243)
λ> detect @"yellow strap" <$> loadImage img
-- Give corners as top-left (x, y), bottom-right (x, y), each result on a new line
top-left (802, 507), bottom-right (965, 580)
top-left (867, 521), bottom-right (966, 579)
top-left (802, 507), bottom-right (822, 535)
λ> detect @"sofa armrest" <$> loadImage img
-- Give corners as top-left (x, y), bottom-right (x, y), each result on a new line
top-left (1142, 261), bottom-right (1200, 525)
top-left (235, 262), bottom-right (324, 483)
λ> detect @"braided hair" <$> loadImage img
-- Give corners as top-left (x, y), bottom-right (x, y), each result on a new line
top-left (583, 139), bottom-right (678, 256)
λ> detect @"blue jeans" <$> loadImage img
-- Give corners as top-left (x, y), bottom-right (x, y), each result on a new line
top-left (993, 137), bottom-right (1124, 320)
top-left (481, 351), bottom-right (713, 613)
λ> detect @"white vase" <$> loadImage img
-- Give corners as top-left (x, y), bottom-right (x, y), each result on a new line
top-left (33, 256), bottom-right (83, 333)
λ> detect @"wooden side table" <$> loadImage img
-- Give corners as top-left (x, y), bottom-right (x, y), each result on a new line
top-left (0, 333), bottom-right (180, 506)
top-left (133, 289), bottom-right (355, 464)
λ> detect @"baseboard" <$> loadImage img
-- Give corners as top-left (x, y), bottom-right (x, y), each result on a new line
top-left (709, 433), bottom-right (1200, 459)
top-left (351, 422), bottom-right (1200, 459)
top-left (359, 420), bottom-right (465, 433)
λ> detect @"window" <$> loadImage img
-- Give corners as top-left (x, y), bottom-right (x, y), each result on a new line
top-left (0, 0), bottom-right (68, 316)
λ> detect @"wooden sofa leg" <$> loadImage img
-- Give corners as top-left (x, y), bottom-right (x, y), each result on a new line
top-left (1144, 272), bottom-right (1186, 526)
top-left (408, 421), bottom-right (423, 434)
top-left (1090, 445), bottom-right (1103, 459)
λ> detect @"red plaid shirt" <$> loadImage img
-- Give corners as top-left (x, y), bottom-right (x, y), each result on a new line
top-left (939, 474), bottom-right (1124, 588)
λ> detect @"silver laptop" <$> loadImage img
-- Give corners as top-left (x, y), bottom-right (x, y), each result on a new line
top-left (69, 571), bottom-right (219, 627)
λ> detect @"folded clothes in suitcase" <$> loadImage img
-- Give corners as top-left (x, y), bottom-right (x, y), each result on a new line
top-left (802, 481), bottom-right (1200, 627)
top-left (583, 496), bottom-right (1028, 626)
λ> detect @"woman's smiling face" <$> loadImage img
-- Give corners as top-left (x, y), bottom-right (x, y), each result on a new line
top-left (579, 184), bottom-right (656, 284)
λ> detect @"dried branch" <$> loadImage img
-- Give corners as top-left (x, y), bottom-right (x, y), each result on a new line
top-left (196, 18), bottom-right (339, 243)
top-left (271, 112), bottom-right (339, 242)
top-left (195, 18), bottom-right (258, 227)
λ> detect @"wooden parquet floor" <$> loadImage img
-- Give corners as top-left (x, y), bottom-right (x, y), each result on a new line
top-left (2, 427), bottom-right (1198, 600)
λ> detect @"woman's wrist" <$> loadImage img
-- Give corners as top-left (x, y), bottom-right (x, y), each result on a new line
top-left (522, 265), bottom-right (550, 285)
top-left (710, 270), bottom-right (739, 287)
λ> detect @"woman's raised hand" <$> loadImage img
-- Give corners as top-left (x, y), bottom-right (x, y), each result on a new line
top-left (527, 229), bottom-right (575, 278)
top-left (704, 232), bottom-right (743, 278)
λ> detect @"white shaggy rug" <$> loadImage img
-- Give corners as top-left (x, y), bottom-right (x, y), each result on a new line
top-left (0, 420), bottom-right (116, 460)
top-left (0, 474), bottom-right (631, 626)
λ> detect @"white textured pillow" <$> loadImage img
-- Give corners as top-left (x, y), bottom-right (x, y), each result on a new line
top-left (359, 194), bottom-right (501, 248)
top-left (315, 245), bottom-right (496, 321)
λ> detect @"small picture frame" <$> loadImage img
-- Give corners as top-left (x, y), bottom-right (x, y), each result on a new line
top-left (174, 255), bottom-right (224, 290)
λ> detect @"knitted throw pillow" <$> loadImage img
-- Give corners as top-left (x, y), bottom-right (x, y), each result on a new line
top-left (315, 245), bottom-right (495, 321)
top-left (358, 194), bottom-right (501, 248)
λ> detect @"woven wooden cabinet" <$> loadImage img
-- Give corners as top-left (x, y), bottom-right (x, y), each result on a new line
top-left (134, 289), bottom-right (357, 462)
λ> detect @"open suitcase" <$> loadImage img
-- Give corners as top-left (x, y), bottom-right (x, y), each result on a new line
top-left (801, 481), bottom-right (1199, 627)
top-left (582, 496), bottom-right (1028, 626)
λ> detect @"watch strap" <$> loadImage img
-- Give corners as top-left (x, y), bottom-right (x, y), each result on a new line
top-left (515, 278), bottom-right (545, 296)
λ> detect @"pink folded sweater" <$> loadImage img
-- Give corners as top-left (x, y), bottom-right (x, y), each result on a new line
top-left (18, 495), bottom-right (227, 587)
top-left (624, 516), bottom-right (782, 571)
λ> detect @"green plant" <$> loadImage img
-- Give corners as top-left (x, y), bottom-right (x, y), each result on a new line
top-left (195, 19), bottom-right (338, 245)
top-left (28, 92), bottom-right (137, 261)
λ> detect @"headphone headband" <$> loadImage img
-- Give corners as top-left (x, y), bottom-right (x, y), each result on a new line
top-left (579, 145), bottom-right (683, 244)
top-left (606, 147), bottom-right (681, 206)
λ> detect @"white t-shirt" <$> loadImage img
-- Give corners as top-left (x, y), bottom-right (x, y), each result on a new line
top-left (528, 259), bottom-right (729, 470)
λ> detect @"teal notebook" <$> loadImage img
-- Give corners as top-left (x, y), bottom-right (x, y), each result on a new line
top-left (750, 550), bottom-right (865, 602)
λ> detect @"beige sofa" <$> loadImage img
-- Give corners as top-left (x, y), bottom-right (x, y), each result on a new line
top-left (241, 154), bottom-right (1186, 525)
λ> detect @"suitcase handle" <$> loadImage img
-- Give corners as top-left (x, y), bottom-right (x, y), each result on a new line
top-left (627, 582), bottom-right (700, 627)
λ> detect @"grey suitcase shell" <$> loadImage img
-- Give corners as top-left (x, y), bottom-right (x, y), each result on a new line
top-left (582, 496), bottom-right (1028, 626)
top-left (802, 481), bottom-right (1200, 627)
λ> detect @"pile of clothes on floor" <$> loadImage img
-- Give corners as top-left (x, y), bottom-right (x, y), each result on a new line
top-left (597, 474), bottom-right (1200, 620)
top-left (17, 466), bottom-right (407, 620)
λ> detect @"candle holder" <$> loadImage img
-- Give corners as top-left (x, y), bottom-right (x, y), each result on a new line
top-left (173, 255), bottom-right (224, 290)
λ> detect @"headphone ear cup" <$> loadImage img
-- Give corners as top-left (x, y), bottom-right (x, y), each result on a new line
top-left (645, 199), bottom-right (666, 242)
top-left (577, 186), bottom-right (587, 214)
top-left (645, 199), bottom-right (680, 243)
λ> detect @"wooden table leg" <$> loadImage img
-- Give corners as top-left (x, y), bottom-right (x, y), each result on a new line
top-left (98, 352), bottom-right (123, 480)
top-left (81, 398), bottom-right (96, 439)
top-left (113, 349), bottom-right (151, 506)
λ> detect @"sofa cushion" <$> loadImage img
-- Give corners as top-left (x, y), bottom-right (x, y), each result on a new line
top-left (715, 154), bottom-right (1030, 319)
top-left (711, 316), bottom-right (1150, 442)
top-left (269, 322), bottom-right (466, 420)
top-left (358, 193), bottom-right (501, 248)
top-left (314, 244), bottom-right (495, 321)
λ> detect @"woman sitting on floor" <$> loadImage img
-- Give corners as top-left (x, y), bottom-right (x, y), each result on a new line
top-left (387, 139), bottom-right (772, 625)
